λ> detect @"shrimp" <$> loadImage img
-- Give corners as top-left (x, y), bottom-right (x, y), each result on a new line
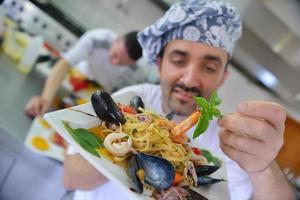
top-left (171, 111), bottom-right (201, 144)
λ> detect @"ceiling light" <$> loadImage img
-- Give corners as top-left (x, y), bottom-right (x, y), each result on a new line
top-left (258, 70), bottom-right (278, 88)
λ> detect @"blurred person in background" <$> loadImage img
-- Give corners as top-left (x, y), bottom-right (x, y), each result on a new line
top-left (25, 29), bottom-right (142, 117)
top-left (62, 0), bottom-right (296, 200)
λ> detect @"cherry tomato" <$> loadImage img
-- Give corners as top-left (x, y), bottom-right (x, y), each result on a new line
top-left (192, 147), bottom-right (202, 156)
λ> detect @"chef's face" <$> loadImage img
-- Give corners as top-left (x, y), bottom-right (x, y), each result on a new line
top-left (109, 37), bottom-right (135, 65)
top-left (158, 40), bottom-right (229, 116)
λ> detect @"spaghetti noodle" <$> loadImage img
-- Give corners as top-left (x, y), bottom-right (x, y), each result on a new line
top-left (94, 108), bottom-right (192, 172)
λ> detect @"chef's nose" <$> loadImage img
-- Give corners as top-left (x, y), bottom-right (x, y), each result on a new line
top-left (180, 64), bottom-right (201, 88)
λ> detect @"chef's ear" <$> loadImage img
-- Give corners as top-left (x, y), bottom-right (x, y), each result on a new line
top-left (219, 70), bottom-right (229, 87)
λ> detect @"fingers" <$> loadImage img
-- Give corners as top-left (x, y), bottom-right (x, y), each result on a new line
top-left (219, 130), bottom-right (281, 157)
top-left (25, 96), bottom-right (43, 117)
top-left (218, 101), bottom-right (286, 173)
top-left (220, 130), bottom-right (260, 155)
top-left (219, 141), bottom-right (264, 173)
top-left (218, 113), bottom-right (277, 142)
top-left (236, 101), bottom-right (286, 133)
top-left (32, 99), bottom-right (42, 116)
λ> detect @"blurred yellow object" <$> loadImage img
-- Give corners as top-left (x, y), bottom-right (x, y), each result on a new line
top-left (38, 117), bottom-right (51, 129)
top-left (2, 28), bottom-right (23, 61)
top-left (3, 17), bottom-right (17, 29)
top-left (17, 36), bottom-right (43, 74)
top-left (2, 28), bottom-right (30, 61)
top-left (69, 68), bottom-right (87, 80)
top-left (96, 148), bottom-right (113, 161)
top-left (32, 136), bottom-right (50, 151)
top-left (89, 126), bottom-right (106, 139)
top-left (15, 31), bottom-right (30, 47)
top-left (75, 98), bottom-right (89, 105)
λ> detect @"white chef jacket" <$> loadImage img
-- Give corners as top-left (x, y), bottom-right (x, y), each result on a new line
top-left (62, 29), bottom-right (137, 92)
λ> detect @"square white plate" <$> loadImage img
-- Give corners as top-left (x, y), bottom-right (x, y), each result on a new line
top-left (25, 117), bottom-right (66, 162)
top-left (44, 91), bottom-right (228, 200)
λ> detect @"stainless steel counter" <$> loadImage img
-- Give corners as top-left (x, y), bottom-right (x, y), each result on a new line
top-left (0, 53), bottom-right (45, 140)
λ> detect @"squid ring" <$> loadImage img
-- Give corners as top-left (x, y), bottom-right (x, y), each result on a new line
top-left (104, 132), bottom-right (132, 157)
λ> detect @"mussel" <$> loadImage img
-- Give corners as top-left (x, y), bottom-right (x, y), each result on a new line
top-left (137, 153), bottom-right (175, 190)
top-left (129, 95), bottom-right (144, 113)
top-left (197, 176), bottom-right (224, 186)
top-left (91, 90), bottom-right (126, 124)
top-left (127, 152), bottom-right (175, 193)
top-left (195, 165), bottom-right (220, 176)
top-left (128, 155), bottom-right (143, 193)
top-left (185, 162), bottom-right (222, 187)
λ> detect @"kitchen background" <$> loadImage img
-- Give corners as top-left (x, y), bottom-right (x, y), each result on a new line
top-left (0, 0), bottom-right (299, 199)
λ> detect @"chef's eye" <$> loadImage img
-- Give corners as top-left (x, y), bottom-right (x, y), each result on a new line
top-left (172, 59), bottom-right (186, 66)
top-left (204, 65), bottom-right (217, 74)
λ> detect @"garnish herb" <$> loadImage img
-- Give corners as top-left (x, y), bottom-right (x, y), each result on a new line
top-left (200, 149), bottom-right (222, 167)
top-left (193, 91), bottom-right (222, 139)
top-left (63, 121), bottom-right (103, 157)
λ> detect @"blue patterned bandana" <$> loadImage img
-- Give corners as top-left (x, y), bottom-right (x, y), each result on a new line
top-left (138, 0), bottom-right (242, 63)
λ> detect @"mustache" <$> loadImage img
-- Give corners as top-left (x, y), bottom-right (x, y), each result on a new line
top-left (173, 83), bottom-right (202, 96)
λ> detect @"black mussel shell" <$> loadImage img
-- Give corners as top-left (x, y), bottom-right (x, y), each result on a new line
top-left (197, 176), bottom-right (224, 186)
top-left (195, 165), bottom-right (220, 176)
top-left (136, 153), bottom-right (175, 190)
top-left (130, 96), bottom-right (144, 113)
top-left (91, 90), bottom-right (126, 124)
top-left (127, 155), bottom-right (143, 193)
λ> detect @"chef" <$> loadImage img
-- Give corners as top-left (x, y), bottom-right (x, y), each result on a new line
top-left (25, 29), bottom-right (142, 117)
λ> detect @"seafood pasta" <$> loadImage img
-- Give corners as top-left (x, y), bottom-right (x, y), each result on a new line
top-left (65, 90), bottom-right (223, 199)
top-left (96, 107), bottom-right (192, 172)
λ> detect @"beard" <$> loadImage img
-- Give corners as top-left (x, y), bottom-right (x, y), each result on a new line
top-left (167, 83), bottom-right (202, 116)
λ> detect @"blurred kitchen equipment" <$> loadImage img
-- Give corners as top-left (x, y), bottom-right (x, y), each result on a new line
top-left (17, 35), bottom-right (43, 74)
top-left (35, 54), bottom-right (58, 66)
top-left (2, 0), bottom-right (82, 52)
top-left (2, 26), bottom-right (30, 61)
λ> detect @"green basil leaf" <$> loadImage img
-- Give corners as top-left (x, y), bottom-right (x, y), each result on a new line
top-left (192, 92), bottom-right (222, 140)
top-left (63, 121), bottom-right (102, 157)
top-left (210, 91), bottom-right (221, 106)
top-left (200, 149), bottom-right (222, 167)
top-left (207, 107), bottom-right (213, 120)
top-left (79, 141), bottom-right (100, 157)
top-left (193, 115), bottom-right (209, 139)
top-left (73, 128), bottom-right (103, 148)
top-left (63, 121), bottom-right (74, 135)
top-left (200, 149), bottom-right (213, 163)
top-left (211, 156), bottom-right (222, 167)
top-left (212, 108), bottom-right (221, 118)
top-left (193, 96), bottom-right (209, 110)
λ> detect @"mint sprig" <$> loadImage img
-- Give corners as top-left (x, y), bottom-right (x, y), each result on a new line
top-left (193, 91), bottom-right (222, 139)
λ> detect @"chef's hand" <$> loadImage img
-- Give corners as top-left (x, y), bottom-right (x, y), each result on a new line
top-left (218, 101), bottom-right (286, 173)
top-left (25, 95), bottom-right (51, 117)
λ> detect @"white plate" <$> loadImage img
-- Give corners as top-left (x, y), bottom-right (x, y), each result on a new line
top-left (44, 91), bottom-right (228, 200)
top-left (24, 117), bottom-right (66, 162)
